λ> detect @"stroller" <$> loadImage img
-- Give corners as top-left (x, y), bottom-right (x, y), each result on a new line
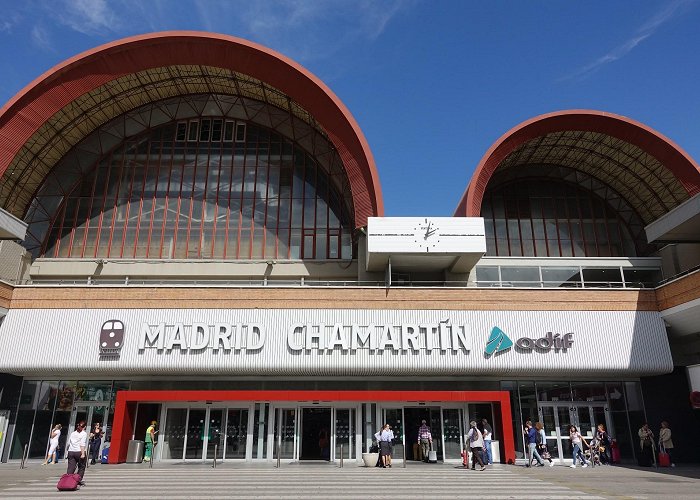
top-left (584, 436), bottom-right (603, 467)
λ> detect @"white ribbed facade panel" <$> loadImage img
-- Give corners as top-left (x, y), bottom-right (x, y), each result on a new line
top-left (0, 308), bottom-right (672, 377)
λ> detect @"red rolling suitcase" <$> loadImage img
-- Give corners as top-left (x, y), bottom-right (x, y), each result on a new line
top-left (56, 473), bottom-right (81, 491)
top-left (610, 440), bottom-right (620, 464)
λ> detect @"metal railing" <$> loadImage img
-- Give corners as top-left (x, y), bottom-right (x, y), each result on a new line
top-left (7, 277), bottom-right (658, 289)
top-left (19, 444), bottom-right (28, 469)
top-left (476, 280), bottom-right (653, 289)
top-left (656, 263), bottom-right (700, 287)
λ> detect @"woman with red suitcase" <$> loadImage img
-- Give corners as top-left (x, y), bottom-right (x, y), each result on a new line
top-left (658, 421), bottom-right (675, 467)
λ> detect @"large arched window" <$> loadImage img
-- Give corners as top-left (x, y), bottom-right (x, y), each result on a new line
top-left (24, 95), bottom-right (354, 260)
top-left (482, 179), bottom-right (639, 257)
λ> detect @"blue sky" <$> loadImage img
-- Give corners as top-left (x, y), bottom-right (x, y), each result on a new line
top-left (1, 0), bottom-right (699, 217)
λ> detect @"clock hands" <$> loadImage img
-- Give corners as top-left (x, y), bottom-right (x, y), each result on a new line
top-left (424, 222), bottom-right (436, 239)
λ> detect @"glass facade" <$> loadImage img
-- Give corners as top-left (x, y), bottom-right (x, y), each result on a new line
top-left (475, 264), bottom-right (661, 288)
top-left (9, 380), bottom-right (129, 459)
top-left (7, 378), bottom-right (644, 464)
top-left (482, 179), bottom-right (638, 258)
top-left (505, 380), bottom-right (643, 462)
top-left (24, 95), bottom-right (354, 261)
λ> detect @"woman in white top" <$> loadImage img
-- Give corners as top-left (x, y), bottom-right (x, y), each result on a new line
top-left (42, 424), bottom-right (62, 465)
top-left (568, 425), bottom-right (588, 468)
top-left (659, 421), bottom-right (675, 467)
top-left (374, 424), bottom-right (394, 468)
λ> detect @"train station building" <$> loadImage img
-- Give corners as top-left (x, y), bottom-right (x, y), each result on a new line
top-left (0, 32), bottom-right (698, 465)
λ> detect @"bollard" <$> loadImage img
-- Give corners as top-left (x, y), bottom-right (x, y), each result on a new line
top-left (403, 444), bottom-right (406, 468)
top-left (20, 444), bottom-right (28, 469)
top-left (276, 442), bottom-right (281, 468)
top-left (340, 444), bottom-right (343, 468)
top-left (212, 444), bottom-right (218, 468)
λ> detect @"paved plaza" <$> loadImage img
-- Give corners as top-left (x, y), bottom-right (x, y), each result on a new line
top-left (1, 461), bottom-right (699, 499)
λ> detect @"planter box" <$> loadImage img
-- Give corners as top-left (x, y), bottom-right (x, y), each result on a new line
top-left (362, 452), bottom-right (379, 467)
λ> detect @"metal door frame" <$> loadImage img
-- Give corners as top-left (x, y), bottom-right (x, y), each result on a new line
top-left (271, 405), bottom-right (299, 462)
top-left (332, 406), bottom-right (357, 461)
top-left (538, 401), bottom-right (611, 463)
top-left (67, 401), bottom-right (110, 461)
top-left (220, 406), bottom-right (253, 461)
top-left (440, 404), bottom-right (468, 462)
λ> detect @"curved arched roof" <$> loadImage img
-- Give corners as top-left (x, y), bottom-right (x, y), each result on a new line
top-left (456, 110), bottom-right (700, 224)
top-left (0, 31), bottom-right (383, 228)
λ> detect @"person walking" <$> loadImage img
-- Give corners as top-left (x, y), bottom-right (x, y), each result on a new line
top-left (374, 424), bottom-right (394, 468)
top-left (524, 420), bottom-right (544, 467)
top-left (89, 422), bottom-right (103, 465)
top-left (481, 418), bottom-right (493, 465)
top-left (568, 425), bottom-right (588, 468)
top-left (466, 421), bottom-right (486, 470)
top-left (417, 419), bottom-right (433, 462)
top-left (66, 421), bottom-right (88, 486)
top-left (637, 422), bottom-right (654, 467)
top-left (143, 420), bottom-right (158, 462)
top-left (595, 423), bottom-right (612, 465)
top-left (535, 422), bottom-right (555, 467)
top-left (42, 424), bottom-right (62, 465)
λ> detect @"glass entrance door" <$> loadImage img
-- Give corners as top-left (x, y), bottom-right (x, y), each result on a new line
top-left (382, 408), bottom-right (404, 460)
top-left (162, 408), bottom-right (187, 460)
top-left (574, 404), bottom-right (611, 443)
top-left (224, 408), bottom-right (249, 459)
top-left (538, 402), bottom-right (611, 463)
top-left (299, 407), bottom-right (331, 460)
top-left (205, 409), bottom-right (224, 460)
top-left (162, 406), bottom-right (251, 461)
top-left (68, 403), bottom-right (109, 460)
top-left (442, 408), bottom-right (466, 460)
top-left (274, 408), bottom-right (297, 460)
top-left (334, 408), bottom-right (355, 461)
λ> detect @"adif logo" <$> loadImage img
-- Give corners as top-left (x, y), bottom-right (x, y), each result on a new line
top-left (485, 326), bottom-right (513, 355)
top-left (99, 320), bottom-right (124, 357)
top-left (516, 332), bottom-right (573, 352)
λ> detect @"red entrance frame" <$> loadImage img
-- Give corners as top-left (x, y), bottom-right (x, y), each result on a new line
top-left (110, 390), bottom-right (515, 464)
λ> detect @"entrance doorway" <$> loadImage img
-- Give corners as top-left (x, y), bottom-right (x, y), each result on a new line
top-left (300, 408), bottom-right (331, 460)
top-left (68, 402), bottom-right (109, 458)
top-left (403, 407), bottom-right (442, 461)
top-left (538, 402), bottom-right (611, 462)
top-left (160, 406), bottom-right (247, 461)
top-left (109, 391), bottom-right (516, 465)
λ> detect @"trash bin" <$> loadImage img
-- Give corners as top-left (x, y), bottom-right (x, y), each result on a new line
top-left (126, 440), bottom-right (144, 463)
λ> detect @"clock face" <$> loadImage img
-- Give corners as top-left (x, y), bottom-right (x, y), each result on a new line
top-left (413, 218), bottom-right (440, 251)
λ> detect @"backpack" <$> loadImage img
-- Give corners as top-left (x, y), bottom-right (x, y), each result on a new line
top-left (470, 428), bottom-right (481, 444)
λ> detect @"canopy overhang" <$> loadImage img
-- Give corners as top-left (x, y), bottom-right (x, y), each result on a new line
top-left (646, 193), bottom-right (700, 243)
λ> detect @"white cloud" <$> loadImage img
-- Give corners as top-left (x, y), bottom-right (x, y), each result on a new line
top-left (193, 0), bottom-right (411, 62)
top-left (561, 0), bottom-right (695, 81)
top-left (0, 13), bottom-right (21, 34)
top-left (54, 0), bottom-right (122, 36)
top-left (30, 24), bottom-right (53, 51)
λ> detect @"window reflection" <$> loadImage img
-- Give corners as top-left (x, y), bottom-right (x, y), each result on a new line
top-left (482, 180), bottom-right (638, 257)
top-left (27, 97), bottom-right (354, 261)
